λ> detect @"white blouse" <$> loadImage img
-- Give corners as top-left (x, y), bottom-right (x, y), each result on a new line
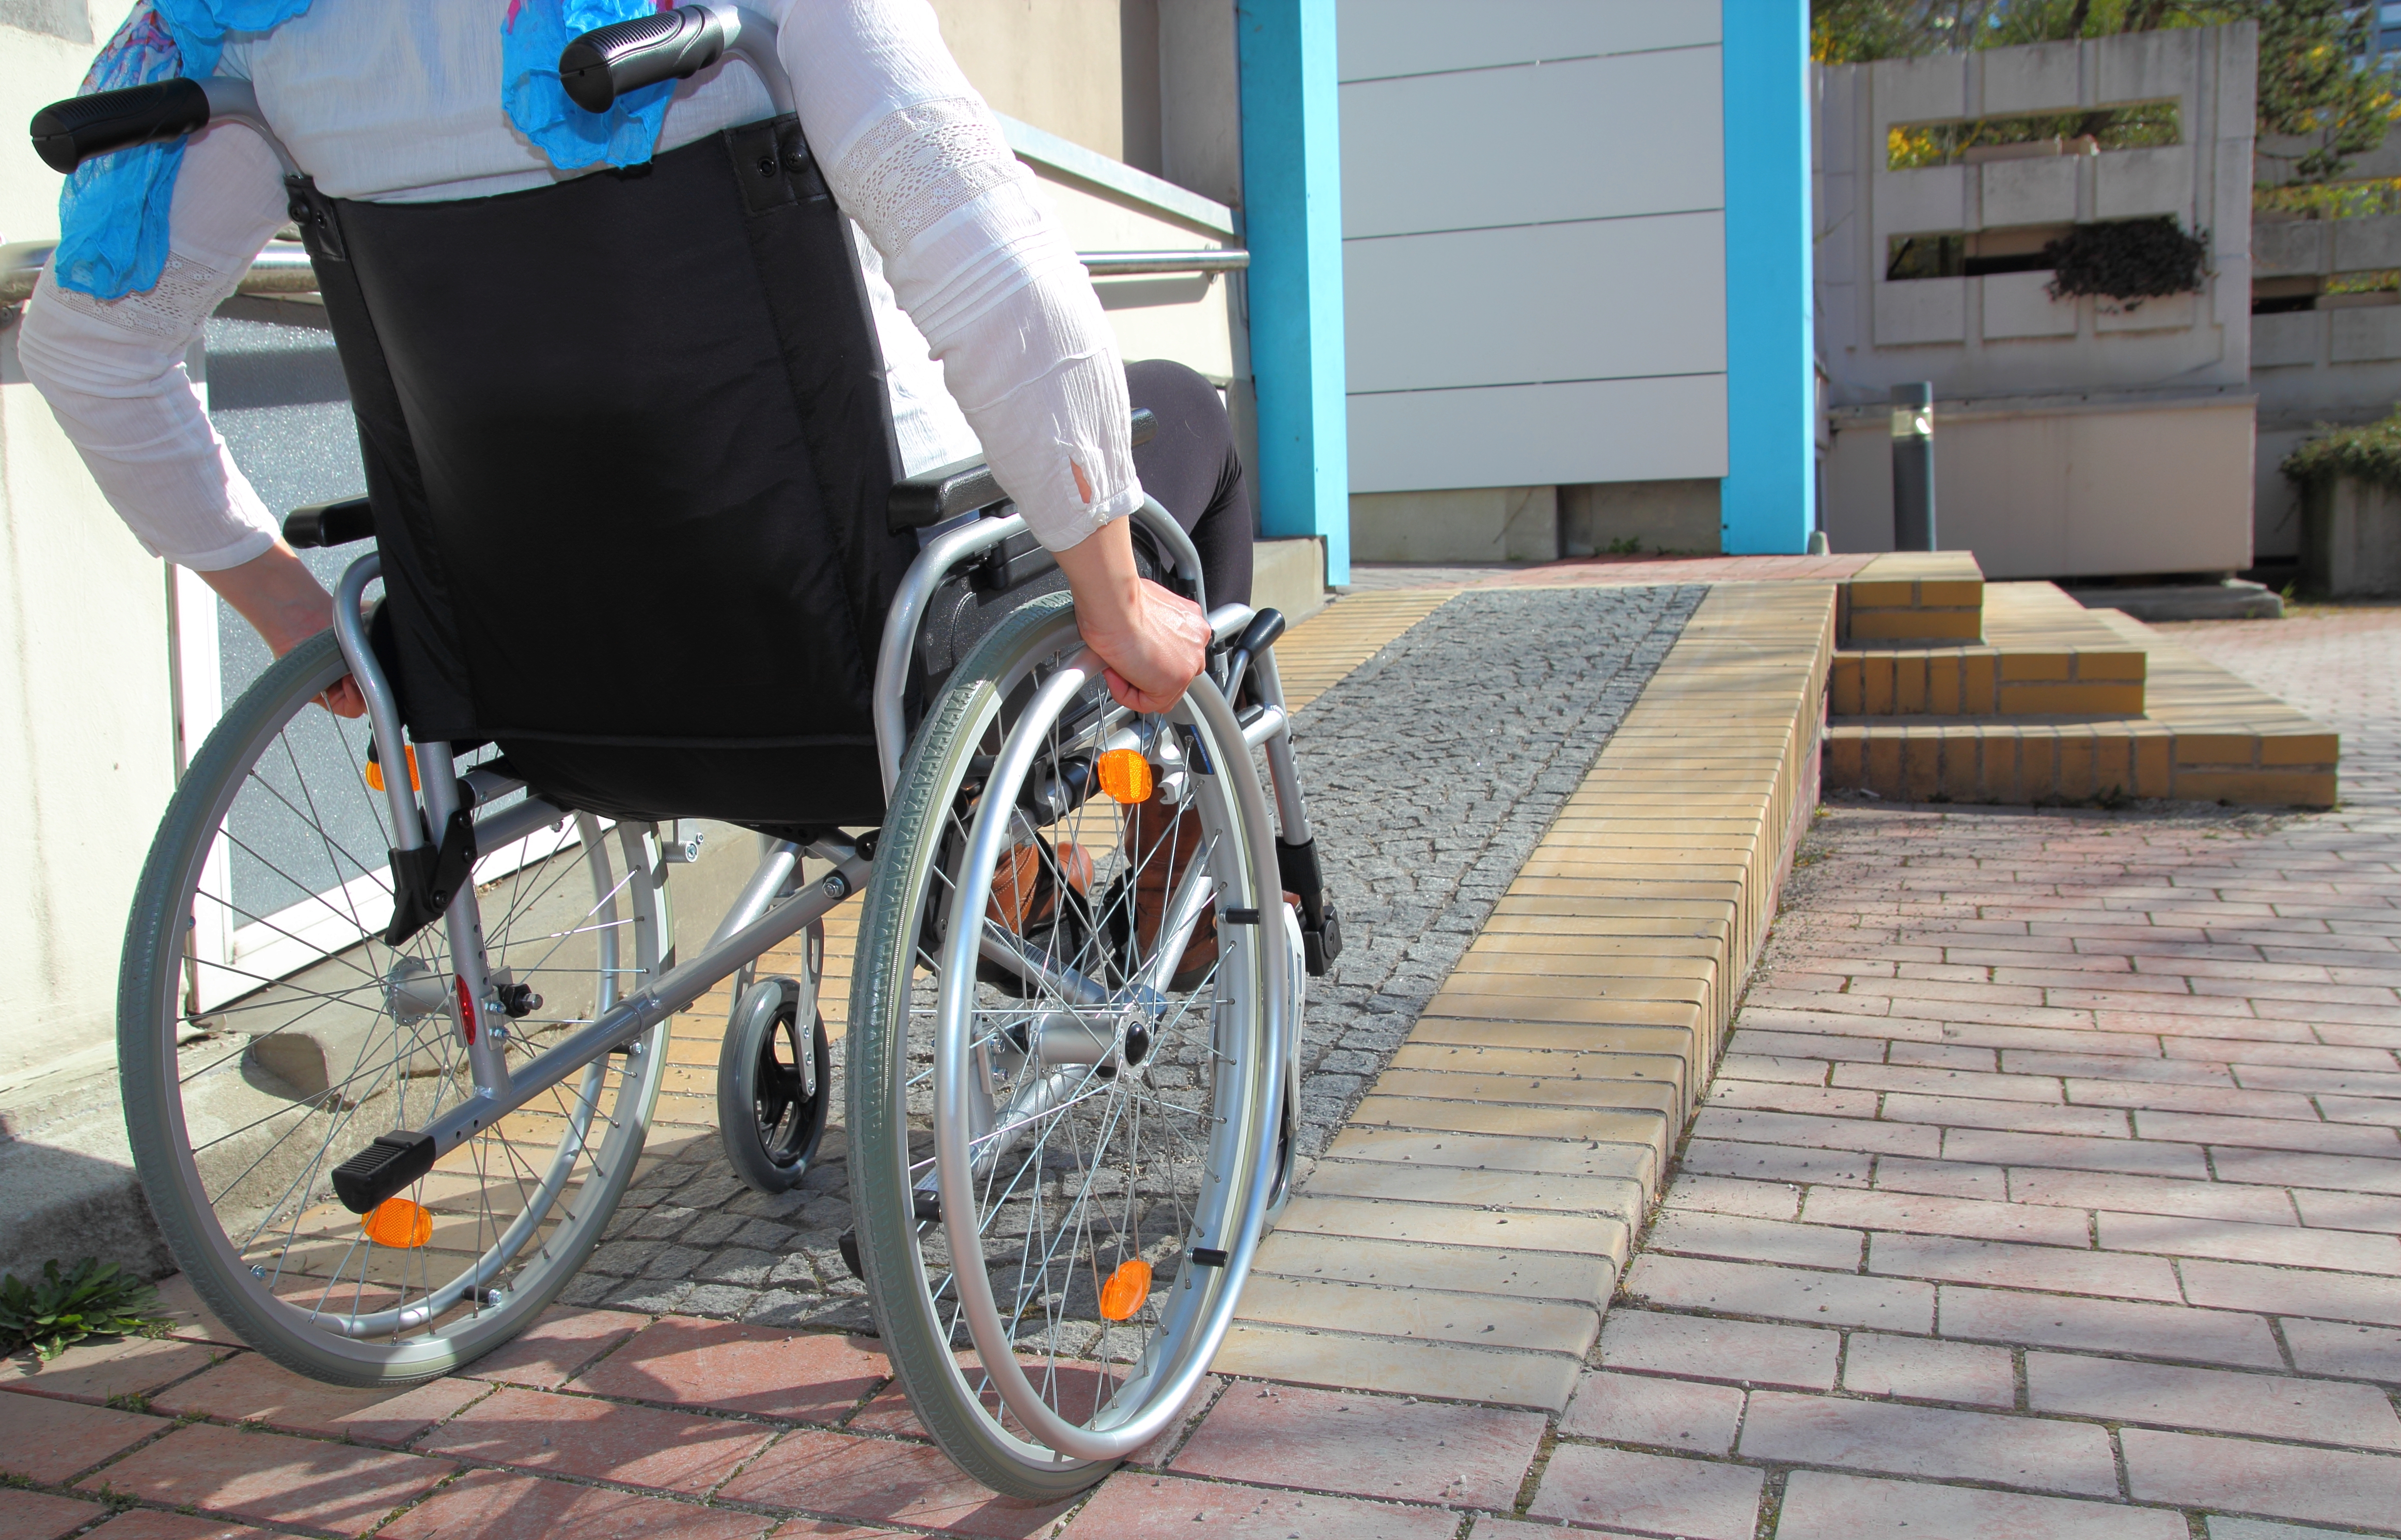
top-left (17, 0), bottom-right (1143, 570)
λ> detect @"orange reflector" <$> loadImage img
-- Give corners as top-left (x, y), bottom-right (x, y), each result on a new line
top-left (364, 744), bottom-right (419, 793)
top-left (361, 1197), bottom-right (433, 1249)
top-left (1098, 1257), bottom-right (1151, 1321)
top-left (1096, 749), bottom-right (1152, 805)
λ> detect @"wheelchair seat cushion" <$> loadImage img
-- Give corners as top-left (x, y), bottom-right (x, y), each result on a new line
top-left (303, 115), bottom-right (920, 830)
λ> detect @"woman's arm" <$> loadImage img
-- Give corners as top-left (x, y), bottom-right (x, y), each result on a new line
top-left (21, 124), bottom-right (290, 571)
top-left (779, 0), bottom-right (1207, 709)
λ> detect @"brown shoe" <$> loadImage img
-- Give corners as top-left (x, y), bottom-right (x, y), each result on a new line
top-left (987, 837), bottom-right (1094, 933)
top-left (1122, 792), bottom-right (1301, 991)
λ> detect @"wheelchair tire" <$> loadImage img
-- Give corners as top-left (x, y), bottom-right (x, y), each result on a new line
top-left (119, 631), bottom-right (670, 1385)
top-left (715, 961), bottom-right (832, 1195)
top-left (848, 593), bottom-right (1292, 1498)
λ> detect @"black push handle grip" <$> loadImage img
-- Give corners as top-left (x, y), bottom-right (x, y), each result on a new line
top-left (1233, 607), bottom-right (1287, 660)
top-left (559, 5), bottom-right (726, 112)
top-left (30, 78), bottom-right (210, 173)
top-left (283, 497), bottom-right (375, 550)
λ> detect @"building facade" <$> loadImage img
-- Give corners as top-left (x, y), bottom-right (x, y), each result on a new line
top-left (1813, 25), bottom-right (2259, 580)
top-left (1337, 0), bottom-right (1816, 563)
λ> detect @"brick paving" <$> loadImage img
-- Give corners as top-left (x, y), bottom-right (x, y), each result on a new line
top-left (1515, 605), bottom-right (2401, 1538)
top-left (15, 600), bottom-right (2400, 1538)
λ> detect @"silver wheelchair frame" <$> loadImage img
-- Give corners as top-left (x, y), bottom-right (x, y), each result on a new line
top-left (319, 492), bottom-right (1315, 1183)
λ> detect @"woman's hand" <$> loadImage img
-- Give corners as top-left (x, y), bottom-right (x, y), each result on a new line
top-left (199, 543), bottom-right (366, 717)
top-left (1052, 518), bottom-right (1209, 713)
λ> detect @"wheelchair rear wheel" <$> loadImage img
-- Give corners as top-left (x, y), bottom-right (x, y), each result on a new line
top-left (118, 631), bottom-right (670, 1385)
top-left (849, 594), bottom-right (1289, 1498)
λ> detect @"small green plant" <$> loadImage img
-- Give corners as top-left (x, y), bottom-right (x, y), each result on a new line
top-left (1604, 534), bottom-right (1644, 556)
top-left (0, 1260), bottom-right (168, 1362)
top-left (2282, 405), bottom-right (2401, 494)
top-left (2043, 217), bottom-right (2209, 307)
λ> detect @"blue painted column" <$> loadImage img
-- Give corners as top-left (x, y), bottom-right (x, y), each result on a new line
top-left (1237, 0), bottom-right (1350, 584)
top-left (1719, 0), bottom-right (1816, 554)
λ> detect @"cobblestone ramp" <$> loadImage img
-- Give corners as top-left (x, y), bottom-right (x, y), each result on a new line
top-left (551, 585), bottom-right (1700, 1330)
top-left (1274, 584), bottom-right (1704, 1154)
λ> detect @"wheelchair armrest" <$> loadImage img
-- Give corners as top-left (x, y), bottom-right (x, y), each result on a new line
top-left (886, 407), bottom-right (1157, 533)
top-left (284, 497), bottom-right (376, 550)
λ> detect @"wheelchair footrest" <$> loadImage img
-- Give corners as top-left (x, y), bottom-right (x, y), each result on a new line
top-left (330, 1130), bottom-right (437, 1214)
top-left (1275, 836), bottom-right (1343, 976)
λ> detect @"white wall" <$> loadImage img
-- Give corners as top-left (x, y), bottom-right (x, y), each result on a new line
top-left (0, 6), bottom-right (186, 1088)
top-left (1336, 0), bottom-right (1727, 495)
top-left (1823, 395), bottom-right (2255, 579)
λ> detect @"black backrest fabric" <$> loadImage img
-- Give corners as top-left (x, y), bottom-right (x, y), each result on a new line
top-left (301, 116), bottom-right (917, 829)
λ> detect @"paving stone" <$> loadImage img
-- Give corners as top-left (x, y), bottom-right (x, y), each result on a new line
top-left (1524, 1443), bottom-right (1762, 1540)
top-left (2122, 1427), bottom-right (2401, 1531)
top-left (1935, 1283), bottom-right (2285, 1367)
top-left (147, 1355), bottom-right (484, 1446)
top-left (0, 1392), bottom-right (162, 1484)
top-left (2180, 1259), bottom-right (2401, 1329)
top-left (414, 1384), bottom-right (770, 1494)
top-left (2282, 1318), bottom-right (2401, 1383)
top-left (1839, 1331), bottom-right (2015, 1407)
top-left (1869, 1231), bottom-right (2182, 1300)
top-left (2206, 1519), bottom-right (2386, 1540)
top-left (2099, 1210), bottom-right (2401, 1274)
top-left (2007, 1167), bottom-right (2299, 1226)
top-left (1623, 1254), bottom-right (1934, 1333)
top-left (458, 1307), bottom-right (648, 1390)
top-left (1062, 1473), bottom-right (1459, 1539)
top-left (1235, 1275), bottom-right (1597, 1356)
top-left (1802, 1184), bottom-right (2092, 1246)
top-left (376, 1467), bottom-right (771, 1540)
top-left (1660, 1174), bottom-right (1802, 1220)
top-left (1171, 1382), bottom-right (1541, 1509)
top-left (1774, 1470), bottom-right (2186, 1540)
top-left (1736, 1388), bottom-right (2119, 1495)
top-left (0, 1337), bottom-right (224, 1410)
top-left (1644, 1209), bottom-right (1863, 1269)
top-left (76, 1423), bottom-right (452, 1536)
top-left (2027, 1351), bottom-right (2401, 1449)
top-left (716, 1428), bottom-right (1075, 1537)
top-left (1247, 1229), bottom-right (1612, 1303)
top-left (568, 1318), bottom-right (887, 1421)
top-left (1679, 1137), bottom-right (1872, 1186)
top-left (1556, 1368), bottom-right (1744, 1453)
top-left (0, 1489), bottom-right (109, 1540)
top-left (80, 1516), bottom-right (281, 1540)
top-left (1207, 1323), bottom-right (1578, 1411)
top-left (1597, 1309), bottom-right (1838, 1390)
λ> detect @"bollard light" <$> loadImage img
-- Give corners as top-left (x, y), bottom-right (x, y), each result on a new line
top-left (1891, 382), bottom-right (1937, 551)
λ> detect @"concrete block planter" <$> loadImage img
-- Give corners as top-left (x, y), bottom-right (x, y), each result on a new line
top-left (2302, 474), bottom-right (2401, 596)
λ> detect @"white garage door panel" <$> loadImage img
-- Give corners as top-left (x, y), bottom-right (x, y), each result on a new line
top-left (1336, 0), bottom-right (1719, 83)
top-left (1348, 375), bottom-right (1729, 493)
top-left (1341, 49), bottom-right (1724, 238)
top-left (1345, 212), bottom-right (1726, 393)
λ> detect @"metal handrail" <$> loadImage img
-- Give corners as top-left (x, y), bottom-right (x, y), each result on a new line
top-left (0, 239), bottom-right (1245, 306)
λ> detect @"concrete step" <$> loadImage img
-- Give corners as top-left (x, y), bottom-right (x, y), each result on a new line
top-left (1832, 581), bottom-right (2148, 717)
top-left (1838, 550), bottom-right (1984, 643)
top-left (1825, 604), bottom-right (2338, 807)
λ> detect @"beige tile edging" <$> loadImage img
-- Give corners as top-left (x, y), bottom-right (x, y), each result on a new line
top-left (1213, 583), bottom-right (1840, 1410)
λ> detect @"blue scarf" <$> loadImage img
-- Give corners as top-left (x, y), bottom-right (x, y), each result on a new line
top-left (56, 0), bottom-right (678, 300)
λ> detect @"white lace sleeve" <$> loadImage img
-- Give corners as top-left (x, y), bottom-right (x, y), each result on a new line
top-left (18, 123), bottom-right (289, 570)
top-left (779, 0), bottom-right (1141, 552)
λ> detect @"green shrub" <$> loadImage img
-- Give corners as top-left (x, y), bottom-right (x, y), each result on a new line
top-left (2281, 407), bottom-right (2401, 493)
top-left (2043, 217), bottom-right (2210, 306)
top-left (0, 1260), bottom-right (168, 1362)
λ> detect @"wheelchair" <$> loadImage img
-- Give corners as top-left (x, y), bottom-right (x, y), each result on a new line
top-left (34, 5), bottom-right (1338, 1499)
